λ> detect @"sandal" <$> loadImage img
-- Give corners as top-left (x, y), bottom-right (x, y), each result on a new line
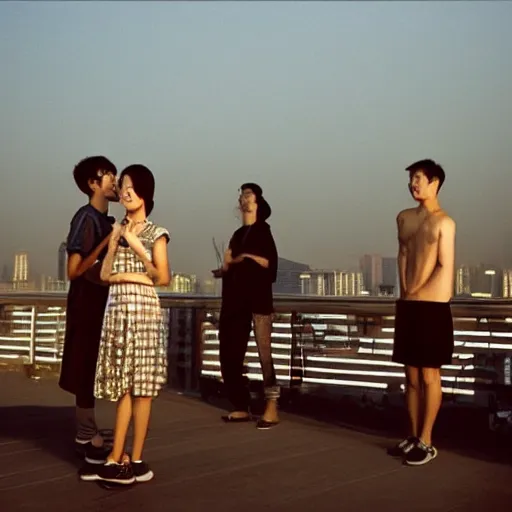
top-left (221, 413), bottom-right (251, 423)
top-left (256, 419), bottom-right (279, 430)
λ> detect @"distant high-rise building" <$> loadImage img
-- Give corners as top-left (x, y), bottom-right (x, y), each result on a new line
top-left (1, 264), bottom-right (9, 282)
top-left (300, 270), bottom-right (326, 296)
top-left (41, 275), bottom-right (67, 292)
top-left (378, 284), bottom-right (395, 297)
top-left (337, 271), bottom-right (364, 296)
top-left (300, 270), bottom-right (363, 296)
top-left (359, 254), bottom-right (383, 295)
top-left (455, 265), bottom-right (471, 296)
top-left (13, 252), bottom-right (29, 282)
top-left (382, 257), bottom-right (398, 296)
top-left (199, 278), bottom-right (218, 295)
top-left (454, 264), bottom-right (502, 298)
top-left (502, 270), bottom-right (512, 298)
top-left (274, 257), bottom-right (310, 295)
top-left (168, 273), bottom-right (197, 294)
top-left (58, 242), bottom-right (67, 282)
top-left (468, 264), bottom-right (502, 298)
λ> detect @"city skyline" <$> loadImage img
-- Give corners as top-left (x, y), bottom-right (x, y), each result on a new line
top-left (1, 3), bottom-right (511, 280)
top-left (2, 246), bottom-right (510, 300)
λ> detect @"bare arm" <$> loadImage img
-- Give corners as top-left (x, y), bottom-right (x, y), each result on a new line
top-left (68, 234), bottom-right (112, 281)
top-left (239, 226), bottom-right (276, 271)
top-left (407, 216), bottom-right (456, 297)
top-left (151, 236), bottom-right (171, 286)
top-left (240, 253), bottom-right (269, 268)
top-left (223, 248), bottom-right (232, 271)
top-left (123, 234), bottom-right (170, 286)
top-left (83, 262), bottom-right (108, 286)
top-left (437, 217), bottom-right (456, 270)
top-left (125, 235), bottom-right (156, 276)
top-left (99, 236), bottom-right (120, 283)
top-left (99, 222), bottom-right (125, 282)
top-left (213, 250), bottom-right (260, 275)
top-left (396, 214), bottom-right (407, 298)
top-left (421, 217), bottom-right (456, 290)
top-left (212, 247), bottom-right (232, 278)
top-left (110, 273), bottom-right (154, 286)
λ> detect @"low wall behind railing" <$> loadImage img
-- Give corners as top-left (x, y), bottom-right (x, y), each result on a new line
top-left (0, 292), bottom-right (511, 410)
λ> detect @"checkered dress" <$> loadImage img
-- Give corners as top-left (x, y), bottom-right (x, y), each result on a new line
top-left (94, 222), bottom-right (170, 401)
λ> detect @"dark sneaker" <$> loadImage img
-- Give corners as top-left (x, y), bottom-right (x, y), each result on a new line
top-left (132, 461), bottom-right (154, 482)
top-left (75, 436), bottom-right (112, 464)
top-left (80, 462), bottom-right (135, 485)
top-left (404, 440), bottom-right (438, 466)
top-left (78, 463), bottom-right (101, 482)
top-left (84, 444), bottom-right (111, 465)
top-left (75, 438), bottom-right (91, 458)
top-left (387, 436), bottom-right (417, 457)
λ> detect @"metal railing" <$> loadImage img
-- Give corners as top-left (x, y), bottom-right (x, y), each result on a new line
top-left (0, 292), bottom-right (511, 413)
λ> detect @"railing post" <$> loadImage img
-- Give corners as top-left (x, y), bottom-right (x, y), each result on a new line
top-left (184, 308), bottom-right (193, 391)
top-left (169, 306), bottom-right (200, 393)
top-left (28, 306), bottom-right (37, 367)
top-left (165, 306), bottom-right (175, 389)
top-left (191, 307), bottom-right (206, 392)
top-left (289, 310), bottom-right (304, 390)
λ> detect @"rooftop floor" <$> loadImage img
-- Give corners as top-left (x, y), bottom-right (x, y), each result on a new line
top-left (0, 371), bottom-right (511, 512)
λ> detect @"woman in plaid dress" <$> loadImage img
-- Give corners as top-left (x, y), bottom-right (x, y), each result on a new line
top-left (82, 164), bottom-right (170, 486)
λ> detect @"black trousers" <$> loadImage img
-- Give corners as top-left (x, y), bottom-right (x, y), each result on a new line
top-left (219, 309), bottom-right (279, 412)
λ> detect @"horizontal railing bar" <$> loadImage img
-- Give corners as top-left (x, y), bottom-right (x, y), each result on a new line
top-left (2, 292), bottom-right (512, 317)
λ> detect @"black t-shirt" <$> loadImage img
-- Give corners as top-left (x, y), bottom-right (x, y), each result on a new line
top-left (66, 204), bottom-right (114, 263)
top-left (66, 204), bottom-right (115, 311)
top-left (221, 221), bottom-right (278, 315)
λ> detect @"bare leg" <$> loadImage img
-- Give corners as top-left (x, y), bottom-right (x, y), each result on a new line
top-left (253, 314), bottom-right (279, 423)
top-left (109, 393), bottom-right (132, 463)
top-left (405, 366), bottom-right (422, 437)
top-left (419, 367), bottom-right (442, 445)
top-left (131, 397), bottom-right (152, 461)
top-left (262, 399), bottom-right (279, 422)
top-left (90, 432), bottom-right (104, 448)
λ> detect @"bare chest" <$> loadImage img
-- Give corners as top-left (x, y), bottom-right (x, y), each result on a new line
top-left (399, 217), bottom-right (439, 251)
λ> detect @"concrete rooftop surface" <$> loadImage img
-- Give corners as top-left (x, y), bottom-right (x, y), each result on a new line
top-left (0, 371), bottom-right (511, 512)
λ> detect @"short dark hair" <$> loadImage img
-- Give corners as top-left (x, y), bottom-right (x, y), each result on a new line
top-left (73, 156), bottom-right (117, 197)
top-left (119, 164), bottom-right (155, 216)
top-left (406, 159), bottom-right (445, 192)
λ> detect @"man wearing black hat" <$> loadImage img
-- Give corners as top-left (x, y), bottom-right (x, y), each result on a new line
top-left (212, 183), bottom-right (280, 429)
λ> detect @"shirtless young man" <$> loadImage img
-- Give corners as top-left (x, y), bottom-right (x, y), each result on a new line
top-left (388, 159), bottom-right (456, 466)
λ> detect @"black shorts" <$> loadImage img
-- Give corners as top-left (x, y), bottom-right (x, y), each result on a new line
top-left (392, 299), bottom-right (454, 369)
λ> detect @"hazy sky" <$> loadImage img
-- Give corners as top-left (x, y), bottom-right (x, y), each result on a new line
top-left (1, 1), bottom-right (511, 281)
